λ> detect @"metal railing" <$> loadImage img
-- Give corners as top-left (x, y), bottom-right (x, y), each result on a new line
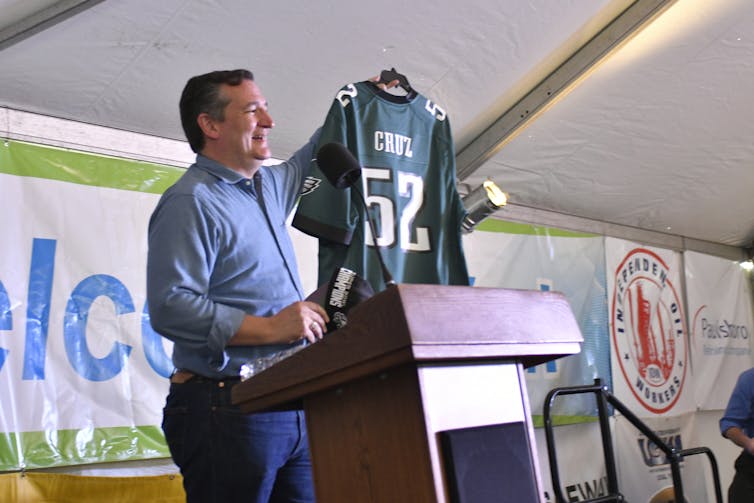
top-left (543, 378), bottom-right (723, 503)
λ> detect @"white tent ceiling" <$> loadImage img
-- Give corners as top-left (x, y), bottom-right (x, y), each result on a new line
top-left (1, 0), bottom-right (753, 252)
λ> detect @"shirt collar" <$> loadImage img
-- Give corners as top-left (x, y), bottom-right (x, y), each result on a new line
top-left (195, 154), bottom-right (249, 185)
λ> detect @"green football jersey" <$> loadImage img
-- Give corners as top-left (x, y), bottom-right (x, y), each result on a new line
top-left (293, 81), bottom-right (469, 292)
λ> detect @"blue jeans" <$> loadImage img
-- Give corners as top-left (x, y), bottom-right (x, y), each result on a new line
top-left (162, 378), bottom-right (315, 503)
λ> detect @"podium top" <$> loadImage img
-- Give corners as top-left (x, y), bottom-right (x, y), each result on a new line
top-left (232, 284), bottom-right (582, 412)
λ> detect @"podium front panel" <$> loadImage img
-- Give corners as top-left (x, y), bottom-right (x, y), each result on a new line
top-left (417, 361), bottom-right (542, 503)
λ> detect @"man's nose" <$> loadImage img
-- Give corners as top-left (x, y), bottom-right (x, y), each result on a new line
top-left (259, 108), bottom-right (274, 128)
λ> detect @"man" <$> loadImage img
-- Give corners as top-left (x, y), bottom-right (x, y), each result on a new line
top-left (147, 69), bottom-right (329, 502)
top-left (720, 367), bottom-right (754, 502)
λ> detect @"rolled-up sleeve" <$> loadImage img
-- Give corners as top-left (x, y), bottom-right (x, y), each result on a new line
top-left (720, 370), bottom-right (754, 437)
top-left (147, 191), bottom-right (244, 370)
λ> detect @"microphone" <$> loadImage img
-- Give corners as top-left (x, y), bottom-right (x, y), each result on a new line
top-left (316, 142), bottom-right (362, 189)
top-left (316, 142), bottom-right (396, 287)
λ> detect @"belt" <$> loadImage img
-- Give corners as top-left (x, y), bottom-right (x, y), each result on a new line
top-left (169, 369), bottom-right (241, 388)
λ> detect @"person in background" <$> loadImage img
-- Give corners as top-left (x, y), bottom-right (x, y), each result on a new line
top-left (720, 367), bottom-right (754, 502)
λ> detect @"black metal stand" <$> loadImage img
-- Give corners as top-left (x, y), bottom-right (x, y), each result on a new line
top-left (543, 378), bottom-right (723, 503)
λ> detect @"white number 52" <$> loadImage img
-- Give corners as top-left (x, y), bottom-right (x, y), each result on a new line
top-left (361, 167), bottom-right (430, 252)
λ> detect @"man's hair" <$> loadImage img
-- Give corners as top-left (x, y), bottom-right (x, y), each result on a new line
top-left (179, 69), bottom-right (254, 153)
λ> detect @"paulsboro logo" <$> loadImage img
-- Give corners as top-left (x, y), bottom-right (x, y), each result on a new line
top-left (611, 248), bottom-right (688, 414)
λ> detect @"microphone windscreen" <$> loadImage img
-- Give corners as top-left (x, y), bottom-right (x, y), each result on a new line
top-left (324, 267), bottom-right (375, 331)
top-left (316, 142), bottom-right (362, 189)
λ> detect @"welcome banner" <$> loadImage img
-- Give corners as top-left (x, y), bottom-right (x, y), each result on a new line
top-left (0, 140), bottom-right (181, 470)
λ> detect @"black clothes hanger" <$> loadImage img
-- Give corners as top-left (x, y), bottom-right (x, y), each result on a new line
top-left (379, 68), bottom-right (412, 92)
top-left (375, 68), bottom-right (417, 99)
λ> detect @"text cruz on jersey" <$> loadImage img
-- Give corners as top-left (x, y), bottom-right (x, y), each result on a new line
top-left (374, 130), bottom-right (413, 158)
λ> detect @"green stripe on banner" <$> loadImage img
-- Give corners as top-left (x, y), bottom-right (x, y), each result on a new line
top-left (0, 140), bottom-right (184, 193)
top-left (0, 426), bottom-right (170, 471)
top-left (476, 218), bottom-right (598, 238)
top-left (0, 433), bottom-right (19, 470)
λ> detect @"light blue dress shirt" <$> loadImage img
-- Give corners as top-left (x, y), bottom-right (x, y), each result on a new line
top-left (720, 367), bottom-right (754, 438)
top-left (147, 132), bottom-right (319, 378)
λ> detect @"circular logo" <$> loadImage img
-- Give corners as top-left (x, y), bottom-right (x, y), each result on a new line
top-left (611, 248), bottom-right (688, 414)
top-left (332, 311), bottom-right (348, 329)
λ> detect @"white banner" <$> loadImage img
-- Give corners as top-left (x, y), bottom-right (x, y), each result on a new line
top-left (685, 250), bottom-right (754, 410)
top-left (0, 141), bottom-right (179, 469)
top-left (606, 238), bottom-right (694, 417)
top-left (614, 412), bottom-right (709, 502)
top-left (535, 422), bottom-right (608, 502)
top-left (464, 222), bottom-right (609, 418)
top-left (0, 173), bottom-right (170, 433)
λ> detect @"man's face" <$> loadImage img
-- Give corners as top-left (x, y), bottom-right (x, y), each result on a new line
top-left (215, 79), bottom-right (274, 166)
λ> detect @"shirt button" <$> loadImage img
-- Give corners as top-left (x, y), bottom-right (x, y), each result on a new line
top-left (245, 180), bottom-right (251, 186)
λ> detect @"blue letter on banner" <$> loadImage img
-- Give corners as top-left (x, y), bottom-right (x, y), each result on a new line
top-left (22, 238), bottom-right (56, 380)
top-left (142, 302), bottom-right (173, 378)
top-left (64, 274), bottom-right (134, 381)
top-left (0, 281), bottom-right (11, 371)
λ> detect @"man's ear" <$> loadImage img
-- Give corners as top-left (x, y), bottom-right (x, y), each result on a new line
top-left (197, 113), bottom-right (220, 140)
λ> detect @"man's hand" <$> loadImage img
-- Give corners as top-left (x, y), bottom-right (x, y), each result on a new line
top-left (231, 301), bottom-right (330, 346)
top-left (369, 75), bottom-right (400, 91)
top-left (724, 426), bottom-right (754, 454)
top-left (745, 437), bottom-right (754, 456)
top-left (269, 301), bottom-right (330, 343)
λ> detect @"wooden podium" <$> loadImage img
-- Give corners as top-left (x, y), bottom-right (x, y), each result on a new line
top-left (232, 284), bottom-right (582, 503)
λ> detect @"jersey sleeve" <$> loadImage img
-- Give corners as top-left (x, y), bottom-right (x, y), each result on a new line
top-left (292, 85), bottom-right (359, 245)
top-left (418, 111), bottom-right (469, 286)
